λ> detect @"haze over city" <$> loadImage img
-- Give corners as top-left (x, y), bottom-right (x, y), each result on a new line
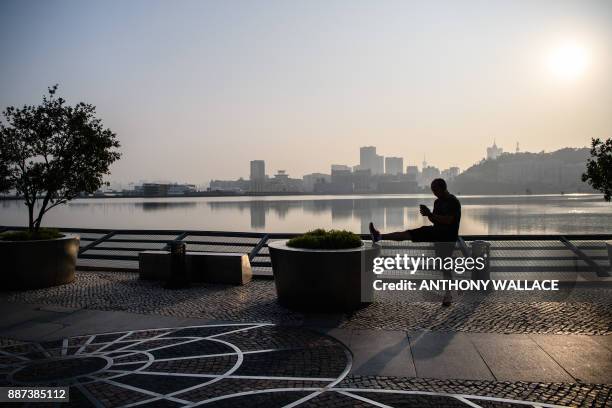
top-left (1, 0), bottom-right (611, 184)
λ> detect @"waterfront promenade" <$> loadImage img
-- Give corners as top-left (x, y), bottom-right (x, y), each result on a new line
top-left (1, 227), bottom-right (611, 406)
top-left (1, 270), bottom-right (611, 407)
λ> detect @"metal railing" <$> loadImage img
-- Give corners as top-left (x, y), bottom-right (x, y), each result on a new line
top-left (2, 226), bottom-right (610, 278)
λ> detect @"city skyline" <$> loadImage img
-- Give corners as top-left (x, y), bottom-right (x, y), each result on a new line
top-left (109, 140), bottom-right (577, 188)
top-left (1, 0), bottom-right (611, 184)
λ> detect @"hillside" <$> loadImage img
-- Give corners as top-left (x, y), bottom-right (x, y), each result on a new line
top-left (450, 148), bottom-right (594, 194)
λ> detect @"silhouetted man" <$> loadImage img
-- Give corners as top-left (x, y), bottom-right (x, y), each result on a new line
top-left (369, 178), bottom-right (461, 306)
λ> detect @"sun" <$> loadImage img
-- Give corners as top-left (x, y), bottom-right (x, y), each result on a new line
top-left (546, 42), bottom-right (590, 81)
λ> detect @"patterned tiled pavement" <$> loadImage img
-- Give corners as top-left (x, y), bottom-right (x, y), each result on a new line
top-left (2, 324), bottom-right (610, 407)
top-left (0, 271), bottom-right (610, 334)
top-left (1, 272), bottom-right (611, 407)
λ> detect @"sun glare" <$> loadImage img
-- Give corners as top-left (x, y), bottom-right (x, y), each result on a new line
top-left (547, 42), bottom-right (590, 81)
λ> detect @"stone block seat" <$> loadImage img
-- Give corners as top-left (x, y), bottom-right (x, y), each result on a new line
top-left (139, 250), bottom-right (252, 285)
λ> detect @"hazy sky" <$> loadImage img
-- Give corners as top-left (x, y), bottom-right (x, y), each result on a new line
top-left (1, 0), bottom-right (611, 184)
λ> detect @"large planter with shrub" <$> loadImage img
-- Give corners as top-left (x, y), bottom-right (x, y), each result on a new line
top-left (0, 233), bottom-right (80, 290)
top-left (0, 85), bottom-right (119, 290)
top-left (268, 229), bottom-right (380, 312)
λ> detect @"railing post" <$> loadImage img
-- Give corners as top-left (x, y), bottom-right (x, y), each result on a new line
top-left (249, 234), bottom-right (269, 261)
top-left (560, 236), bottom-right (609, 277)
top-left (79, 231), bottom-right (117, 255)
top-left (163, 231), bottom-right (189, 251)
top-left (457, 237), bottom-right (470, 257)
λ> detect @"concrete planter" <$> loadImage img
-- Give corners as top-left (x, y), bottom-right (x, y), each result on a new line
top-left (268, 240), bottom-right (380, 312)
top-left (0, 234), bottom-right (80, 290)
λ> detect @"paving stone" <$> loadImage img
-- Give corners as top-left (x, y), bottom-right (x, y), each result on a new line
top-left (36, 305), bottom-right (79, 313)
top-left (314, 328), bottom-right (352, 349)
top-left (0, 321), bottom-right (65, 342)
top-left (349, 330), bottom-right (416, 377)
top-left (468, 333), bottom-right (574, 383)
top-left (529, 334), bottom-right (612, 384)
top-left (588, 335), bottom-right (612, 352)
top-left (409, 331), bottom-right (494, 380)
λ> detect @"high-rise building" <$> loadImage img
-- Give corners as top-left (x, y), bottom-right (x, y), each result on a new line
top-left (360, 146), bottom-right (384, 175)
top-left (249, 160), bottom-right (266, 192)
top-left (385, 157), bottom-right (403, 175)
top-left (374, 154), bottom-right (384, 175)
top-left (360, 146), bottom-right (376, 169)
top-left (405, 165), bottom-right (419, 182)
top-left (250, 160), bottom-right (265, 180)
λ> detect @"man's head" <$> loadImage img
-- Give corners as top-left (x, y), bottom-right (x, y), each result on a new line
top-left (430, 178), bottom-right (448, 198)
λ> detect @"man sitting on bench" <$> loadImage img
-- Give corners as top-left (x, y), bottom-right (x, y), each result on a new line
top-left (369, 178), bottom-right (461, 306)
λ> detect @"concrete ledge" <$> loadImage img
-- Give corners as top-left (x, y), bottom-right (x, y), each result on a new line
top-left (139, 251), bottom-right (252, 285)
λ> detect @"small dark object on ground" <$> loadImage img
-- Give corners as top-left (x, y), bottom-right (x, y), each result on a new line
top-left (164, 241), bottom-right (190, 289)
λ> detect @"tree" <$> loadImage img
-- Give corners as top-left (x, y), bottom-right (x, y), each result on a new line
top-left (582, 137), bottom-right (612, 201)
top-left (0, 85), bottom-right (121, 232)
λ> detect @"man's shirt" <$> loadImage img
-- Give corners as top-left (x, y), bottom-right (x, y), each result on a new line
top-left (432, 194), bottom-right (461, 241)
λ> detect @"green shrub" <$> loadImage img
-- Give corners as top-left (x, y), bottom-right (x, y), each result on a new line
top-left (287, 229), bottom-right (362, 249)
top-left (0, 228), bottom-right (64, 241)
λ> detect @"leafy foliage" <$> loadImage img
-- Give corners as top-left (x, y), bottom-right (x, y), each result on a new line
top-left (0, 85), bottom-right (121, 232)
top-left (582, 138), bottom-right (612, 201)
top-left (1, 228), bottom-right (63, 241)
top-left (287, 228), bottom-right (362, 249)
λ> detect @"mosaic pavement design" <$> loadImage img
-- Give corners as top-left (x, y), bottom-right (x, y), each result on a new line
top-left (0, 324), bottom-right (572, 407)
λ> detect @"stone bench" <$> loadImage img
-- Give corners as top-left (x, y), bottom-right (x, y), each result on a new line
top-left (139, 251), bottom-right (252, 285)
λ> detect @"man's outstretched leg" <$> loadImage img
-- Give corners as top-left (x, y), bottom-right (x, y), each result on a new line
top-left (369, 222), bottom-right (412, 243)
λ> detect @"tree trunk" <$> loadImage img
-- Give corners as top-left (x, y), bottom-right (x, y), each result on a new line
top-left (34, 193), bottom-right (51, 233)
top-left (27, 203), bottom-right (34, 232)
top-left (34, 216), bottom-right (42, 232)
top-left (34, 207), bottom-right (46, 232)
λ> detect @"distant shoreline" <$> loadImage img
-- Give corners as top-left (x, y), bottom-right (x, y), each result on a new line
top-left (0, 191), bottom-right (598, 200)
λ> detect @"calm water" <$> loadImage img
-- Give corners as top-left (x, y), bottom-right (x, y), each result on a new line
top-left (1, 194), bottom-right (611, 235)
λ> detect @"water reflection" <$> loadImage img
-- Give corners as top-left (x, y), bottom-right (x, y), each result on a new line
top-left (250, 202), bottom-right (265, 229)
top-left (0, 195), bottom-right (610, 234)
top-left (140, 202), bottom-right (197, 211)
top-left (205, 195), bottom-right (612, 234)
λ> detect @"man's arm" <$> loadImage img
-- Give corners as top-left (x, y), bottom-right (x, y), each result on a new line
top-left (420, 203), bottom-right (457, 225)
top-left (427, 213), bottom-right (455, 225)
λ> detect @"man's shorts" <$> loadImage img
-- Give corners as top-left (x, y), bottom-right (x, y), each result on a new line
top-left (409, 226), bottom-right (456, 257)
top-left (409, 226), bottom-right (445, 242)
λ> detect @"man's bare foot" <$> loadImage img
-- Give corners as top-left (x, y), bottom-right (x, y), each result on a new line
top-left (369, 222), bottom-right (381, 243)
